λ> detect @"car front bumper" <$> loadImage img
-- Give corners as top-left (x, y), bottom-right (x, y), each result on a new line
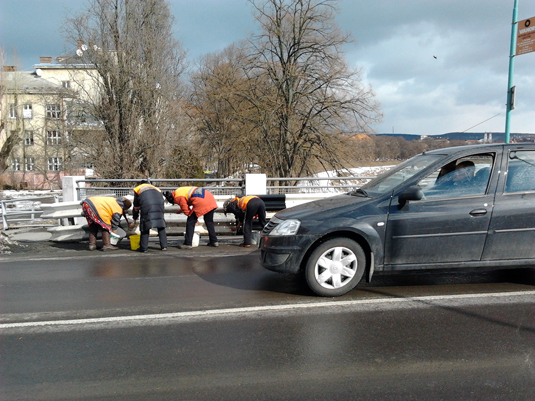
top-left (259, 234), bottom-right (314, 274)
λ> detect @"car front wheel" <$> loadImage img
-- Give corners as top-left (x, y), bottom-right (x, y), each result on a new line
top-left (305, 238), bottom-right (366, 297)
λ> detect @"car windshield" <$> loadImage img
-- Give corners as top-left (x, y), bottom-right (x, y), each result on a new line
top-left (355, 154), bottom-right (442, 196)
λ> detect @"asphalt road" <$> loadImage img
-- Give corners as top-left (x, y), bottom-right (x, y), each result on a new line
top-left (1, 238), bottom-right (535, 400)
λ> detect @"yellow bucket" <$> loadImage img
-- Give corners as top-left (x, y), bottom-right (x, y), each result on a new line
top-left (129, 235), bottom-right (140, 251)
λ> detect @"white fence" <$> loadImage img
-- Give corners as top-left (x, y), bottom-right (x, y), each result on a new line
top-left (73, 174), bottom-right (374, 199)
top-left (40, 193), bottom-right (340, 242)
top-left (1, 196), bottom-right (60, 230)
top-left (4, 173), bottom-right (375, 242)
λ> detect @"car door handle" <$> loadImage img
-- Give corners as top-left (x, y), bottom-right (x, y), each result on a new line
top-left (469, 209), bottom-right (487, 216)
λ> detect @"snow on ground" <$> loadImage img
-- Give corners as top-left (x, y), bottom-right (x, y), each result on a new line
top-left (309, 166), bottom-right (393, 180)
top-left (1, 189), bottom-right (62, 201)
top-left (0, 231), bottom-right (28, 254)
top-left (297, 166), bottom-right (394, 193)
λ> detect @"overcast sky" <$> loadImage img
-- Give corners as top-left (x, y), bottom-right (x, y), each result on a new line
top-left (1, 0), bottom-right (534, 136)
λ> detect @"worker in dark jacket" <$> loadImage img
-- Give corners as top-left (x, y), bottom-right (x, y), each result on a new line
top-left (132, 181), bottom-right (167, 252)
top-left (164, 187), bottom-right (218, 249)
top-left (223, 195), bottom-right (267, 247)
top-left (81, 196), bottom-right (132, 251)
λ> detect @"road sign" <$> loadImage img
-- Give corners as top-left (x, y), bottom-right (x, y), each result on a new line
top-left (516, 17), bottom-right (535, 55)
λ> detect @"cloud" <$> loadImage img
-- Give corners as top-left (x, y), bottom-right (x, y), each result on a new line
top-left (1, 0), bottom-right (533, 135)
top-left (336, 0), bottom-right (535, 134)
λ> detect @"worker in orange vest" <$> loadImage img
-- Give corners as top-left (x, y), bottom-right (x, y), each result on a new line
top-left (80, 196), bottom-right (132, 251)
top-left (132, 181), bottom-right (167, 252)
top-left (164, 187), bottom-right (218, 249)
top-left (223, 195), bottom-right (267, 247)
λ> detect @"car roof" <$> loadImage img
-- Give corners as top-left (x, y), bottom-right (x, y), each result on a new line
top-left (422, 143), bottom-right (535, 156)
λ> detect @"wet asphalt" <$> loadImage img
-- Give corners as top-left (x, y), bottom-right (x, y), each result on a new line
top-left (1, 233), bottom-right (535, 400)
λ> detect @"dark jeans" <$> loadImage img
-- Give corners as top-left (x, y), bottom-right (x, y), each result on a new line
top-left (184, 209), bottom-right (217, 245)
top-left (139, 227), bottom-right (167, 251)
top-left (243, 198), bottom-right (267, 245)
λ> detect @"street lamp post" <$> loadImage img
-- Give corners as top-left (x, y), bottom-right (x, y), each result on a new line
top-left (504, 0), bottom-right (519, 144)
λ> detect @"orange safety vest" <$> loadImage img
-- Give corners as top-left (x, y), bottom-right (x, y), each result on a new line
top-left (87, 196), bottom-right (123, 225)
top-left (236, 195), bottom-right (260, 211)
top-left (133, 183), bottom-right (161, 195)
top-left (172, 187), bottom-right (217, 217)
top-left (172, 186), bottom-right (197, 200)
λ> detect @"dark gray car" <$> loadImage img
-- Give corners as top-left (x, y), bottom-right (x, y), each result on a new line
top-left (260, 143), bottom-right (535, 296)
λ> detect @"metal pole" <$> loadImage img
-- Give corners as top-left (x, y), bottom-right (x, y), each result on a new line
top-left (1, 200), bottom-right (8, 229)
top-left (505, 0), bottom-right (519, 144)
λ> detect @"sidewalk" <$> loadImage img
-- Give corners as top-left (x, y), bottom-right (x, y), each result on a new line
top-left (0, 227), bottom-right (258, 260)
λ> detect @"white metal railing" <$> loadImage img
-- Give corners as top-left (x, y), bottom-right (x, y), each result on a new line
top-left (40, 193), bottom-right (337, 242)
top-left (3, 174), bottom-right (377, 240)
top-left (75, 178), bottom-right (244, 199)
top-left (266, 176), bottom-right (373, 194)
top-left (1, 196), bottom-right (60, 230)
top-left (74, 176), bottom-right (373, 199)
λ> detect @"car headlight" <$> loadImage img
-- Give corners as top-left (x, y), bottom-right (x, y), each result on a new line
top-left (270, 219), bottom-right (301, 236)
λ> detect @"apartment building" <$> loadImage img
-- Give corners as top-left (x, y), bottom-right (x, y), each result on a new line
top-left (1, 55), bottom-right (102, 189)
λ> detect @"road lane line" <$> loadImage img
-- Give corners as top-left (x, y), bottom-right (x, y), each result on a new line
top-left (2, 290), bottom-right (534, 331)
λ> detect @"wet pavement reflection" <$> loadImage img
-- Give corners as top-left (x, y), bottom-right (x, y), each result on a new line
top-left (2, 247), bottom-right (534, 318)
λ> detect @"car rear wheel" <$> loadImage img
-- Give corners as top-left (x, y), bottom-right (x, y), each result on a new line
top-left (305, 238), bottom-right (366, 297)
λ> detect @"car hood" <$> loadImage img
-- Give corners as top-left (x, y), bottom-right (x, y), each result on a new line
top-left (275, 194), bottom-right (376, 221)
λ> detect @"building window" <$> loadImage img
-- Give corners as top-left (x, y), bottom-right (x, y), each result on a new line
top-left (25, 157), bottom-right (35, 171)
top-left (62, 81), bottom-right (71, 89)
top-left (9, 104), bottom-right (17, 118)
top-left (48, 157), bottom-right (63, 171)
top-left (11, 158), bottom-right (21, 171)
top-left (23, 104), bottom-right (33, 119)
top-left (47, 131), bottom-right (61, 145)
top-left (46, 104), bottom-right (61, 119)
top-left (24, 131), bottom-right (34, 146)
top-left (82, 161), bottom-right (95, 169)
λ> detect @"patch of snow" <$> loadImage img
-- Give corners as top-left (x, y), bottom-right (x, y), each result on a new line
top-left (1, 190), bottom-right (62, 201)
top-left (0, 231), bottom-right (27, 254)
top-left (297, 166), bottom-right (394, 193)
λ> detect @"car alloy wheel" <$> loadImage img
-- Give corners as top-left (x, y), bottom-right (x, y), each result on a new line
top-left (305, 238), bottom-right (366, 297)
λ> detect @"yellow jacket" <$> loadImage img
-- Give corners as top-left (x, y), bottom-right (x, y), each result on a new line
top-left (87, 196), bottom-right (124, 225)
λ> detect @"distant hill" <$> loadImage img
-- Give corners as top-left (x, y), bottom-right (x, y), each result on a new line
top-left (375, 132), bottom-right (535, 142)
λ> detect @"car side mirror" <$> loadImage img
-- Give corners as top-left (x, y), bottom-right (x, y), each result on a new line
top-left (398, 185), bottom-right (423, 209)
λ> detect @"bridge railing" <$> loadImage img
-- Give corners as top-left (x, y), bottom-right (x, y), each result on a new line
top-left (1, 196), bottom-right (60, 230)
top-left (15, 173), bottom-right (376, 242)
top-left (74, 176), bottom-right (373, 199)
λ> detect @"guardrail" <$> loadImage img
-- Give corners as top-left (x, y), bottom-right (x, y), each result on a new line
top-left (266, 176), bottom-right (374, 194)
top-left (40, 193), bottom-right (339, 242)
top-left (1, 196), bottom-right (60, 230)
top-left (74, 176), bottom-right (373, 198)
top-left (75, 178), bottom-right (245, 198)
top-left (5, 173), bottom-right (377, 242)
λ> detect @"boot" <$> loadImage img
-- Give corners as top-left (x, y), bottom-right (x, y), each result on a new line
top-left (88, 232), bottom-right (97, 251)
top-left (101, 231), bottom-right (118, 251)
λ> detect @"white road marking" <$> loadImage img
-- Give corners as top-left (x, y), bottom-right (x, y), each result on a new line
top-left (2, 290), bottom-right (534, 332)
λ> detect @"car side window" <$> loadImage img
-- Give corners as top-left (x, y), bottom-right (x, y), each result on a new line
top-left (505, 151), bottom-right (535, 193)
top-left (418, 153), bottom-right (494, 199)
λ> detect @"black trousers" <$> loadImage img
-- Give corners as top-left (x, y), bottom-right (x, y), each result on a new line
top-left (243, 198), bottom-right (267, 245)
top-left (139, 227), bottom-right (167, 251)
top-left (184, 209), bottom-right (218, 245)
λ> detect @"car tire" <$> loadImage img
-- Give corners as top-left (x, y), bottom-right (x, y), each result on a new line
top-left (305, 238), bottom-right (366, 297)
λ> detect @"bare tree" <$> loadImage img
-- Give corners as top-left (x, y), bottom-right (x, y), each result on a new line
top-left (189, 44), bottom-right (257, 178)
top-left (62, 0), bottom-right (186, 179)
top-left (0, 122), bottom-right (18, 175)
top-left (242, 0), bottom-right (382, 177)
top-left (0, 51), bottom-right (20, 175)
